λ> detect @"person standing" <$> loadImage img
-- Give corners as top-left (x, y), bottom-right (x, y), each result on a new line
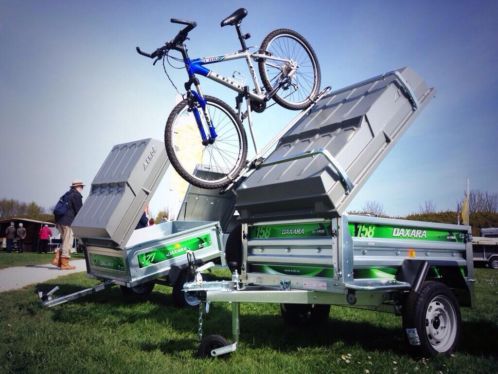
top-left (38, 224), bottom-right (52, 254)
top-left (16, 223), bottom-right (27, 253)
top-left (51, 180), bottom-right (84, 270)
top-left (5, 222), bottom-right (16, 253)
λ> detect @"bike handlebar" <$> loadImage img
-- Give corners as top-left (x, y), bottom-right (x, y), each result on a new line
top-left (136, 18), bottom-right (197, 64)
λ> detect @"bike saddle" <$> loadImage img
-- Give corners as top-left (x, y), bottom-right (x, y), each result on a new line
top-left (220, 8), bottom-right (248, 27)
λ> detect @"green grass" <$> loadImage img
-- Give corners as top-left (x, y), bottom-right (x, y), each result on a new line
top-left (0, 252), bottom-right (55, 269)
top-left (0, 269), bottom-right (496, 373)
top-left (0, 251), bottom-right (85, 269)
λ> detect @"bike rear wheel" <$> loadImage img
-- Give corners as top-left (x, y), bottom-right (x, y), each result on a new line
top-left (164, 95), bottom-right (248, 189)
top-left (258, 28), bottom-right (321, 110)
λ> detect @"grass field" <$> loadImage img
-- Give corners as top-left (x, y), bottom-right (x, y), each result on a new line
top-left (0, 268), bottom-right (496, 373)
top-left (0, 251), bottom-right (84, 269)
top-left (0, 252), bottom-right (55, 269)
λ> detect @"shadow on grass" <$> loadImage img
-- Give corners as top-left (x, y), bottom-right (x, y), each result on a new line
top-left (459, 320), bottom-right (498, 357)
top-left (199, 310), bottom-right (498, 358)
top-left (34, 281), bottom-right (498, 359)
top-left (140, 338), bottom-right (199, 356)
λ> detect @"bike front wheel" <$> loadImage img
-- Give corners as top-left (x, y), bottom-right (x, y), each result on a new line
top-left (164, 95), bottom-right (248, 190)
top-left (259, 28), bottom-right (321, 110)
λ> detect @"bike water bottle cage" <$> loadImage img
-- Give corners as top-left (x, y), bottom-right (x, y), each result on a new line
top-left (220, 8), bottom-right (247, 27)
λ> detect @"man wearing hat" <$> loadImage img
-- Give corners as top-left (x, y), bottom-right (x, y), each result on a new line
top-left (51, 180), bottom-right (84, 270)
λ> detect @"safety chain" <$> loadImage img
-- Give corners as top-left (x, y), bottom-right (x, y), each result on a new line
top-left (198, 300), bottom-right (204, 341)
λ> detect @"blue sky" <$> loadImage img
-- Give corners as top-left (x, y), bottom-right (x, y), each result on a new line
top-left (0, 0), bottom-right (497, 217)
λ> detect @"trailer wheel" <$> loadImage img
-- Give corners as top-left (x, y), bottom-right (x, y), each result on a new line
top-left (120, 281), bottom-right (155, 299)
top-left (198, 334), bottom-right (230, 358)
top-left (488, 256), bottom-right (498, 269)
top-left (172, 270), bottom-right (201, 308)
top-left (402, 281), bottom-right (461, 356)
top-left (280, 303), bottom-right (330, 326)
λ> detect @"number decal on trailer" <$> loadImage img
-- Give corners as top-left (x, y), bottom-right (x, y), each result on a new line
top-left (356, 224), bottom-right (376, 238)
top-left (255, 226), bottom-right (272, 239)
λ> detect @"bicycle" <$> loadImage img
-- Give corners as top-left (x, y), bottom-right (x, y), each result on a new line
top-left (137, 8), bottom-right (321, 189)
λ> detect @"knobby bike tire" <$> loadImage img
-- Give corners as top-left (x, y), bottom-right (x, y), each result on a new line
top-left (258, 28), bottom-right (321, 110)
top-left (164, 95), bottom-right (248, 190)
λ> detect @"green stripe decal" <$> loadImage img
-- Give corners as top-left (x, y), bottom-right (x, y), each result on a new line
top-left (250, 264), bottom-right (334, 277)
top-left (90, 254), bottom-right (126, 271)
top-left (137, 233), bottom-right (212, 268)
top-left (354, 267), bottom-right (398, 280)
top-left (348, 223), bottom-right (466, 242)
top-left (248, 222), bottom-right (332, 240)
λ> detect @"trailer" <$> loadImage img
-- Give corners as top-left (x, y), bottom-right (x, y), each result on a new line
top-left (39, 67), bottom-right (475, 358)
top-left (40, 139), bottom-right (228, 308)
top-left (183, 67), bottom-right (475, 358)
top-left (472, 228), bottom-right (498, 269)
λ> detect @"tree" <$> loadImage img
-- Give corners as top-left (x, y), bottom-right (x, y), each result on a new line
top-left (419, 200), bottom-right (437, 214)
top-left (407, 190), bottom-right (498, 236)
top-left (457, 190), bottom-right (498, 214)
top-left (0, 198), bottom-right (50, 221)
top-left (361, 201), bottom-right (385, 217)
top-left (0, 199), bottom-right (17, 218)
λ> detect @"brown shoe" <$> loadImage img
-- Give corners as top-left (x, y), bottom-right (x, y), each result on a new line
top-left (60, 257), bottom-right (76, 270)
top-left (51, 249), bottom-right (61, 267)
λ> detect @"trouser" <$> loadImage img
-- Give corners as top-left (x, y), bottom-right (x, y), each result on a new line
top-left (17, 239), bottom-right (24, 252)
top-left (39, 239), bottom-right (49, 253)
top-left (6, 239), bottom-right (14, 253)
top-left (56, 224), bottom-right (73, 258)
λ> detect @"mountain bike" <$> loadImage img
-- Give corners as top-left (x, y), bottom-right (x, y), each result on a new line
top-left (137, 8), bottom-right (321, 189)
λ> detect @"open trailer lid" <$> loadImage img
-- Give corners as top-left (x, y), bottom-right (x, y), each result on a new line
top-left (72, 138), bottom-right (168, 248)
top-left (235, 67), bottom-right (435, 222)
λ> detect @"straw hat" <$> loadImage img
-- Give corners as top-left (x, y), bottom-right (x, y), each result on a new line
top-left (71, 180), bottom-right (85, 188)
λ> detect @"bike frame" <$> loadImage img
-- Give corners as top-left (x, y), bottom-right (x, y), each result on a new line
top-left (188, 49), bottom-right (291, 102)
top-left (172, 43), bottom-right (293, 147)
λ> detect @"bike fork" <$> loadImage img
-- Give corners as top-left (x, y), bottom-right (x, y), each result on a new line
top-left (189, 90), bottom-right (217, 145)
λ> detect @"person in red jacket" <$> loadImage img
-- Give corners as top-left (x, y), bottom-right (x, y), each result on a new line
top-left (38, 225), bottom-right (52, 254)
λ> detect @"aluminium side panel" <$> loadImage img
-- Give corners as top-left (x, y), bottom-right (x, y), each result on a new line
top-left (176, 168), bottom-right (238, 233)
top-left (72, 138), bottom-right (169, 247)
top-left (347, 215), bottom-right (471, 269)
top-left (85, 220), bottom-right (223, 286)
top-left (244, 218), bottom-right (340, 292)
top-left (236, 67), bottom-right (435, 222)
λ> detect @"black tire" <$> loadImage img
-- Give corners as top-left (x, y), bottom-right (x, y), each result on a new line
top-left (280, 303), bottom-right (330, 326)
top-left (402, 281), bottom-right (461, 356)
top-left (258, 28), bottom-right (321, 110)
top-left (120, 281), bottom-right (155, 300)
top-left (488, 256), bottom-right (498, 269)
top-left (197, 334), bottom-right (229, 358)
top-left (225, 225), bottom-right (242, 273)
top-left (172, 269), bottom-right (202, 308)
top-left (165, 95), bottom-right (248, 190)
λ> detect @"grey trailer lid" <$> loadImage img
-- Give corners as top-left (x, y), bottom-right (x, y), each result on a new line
top-left (235, 67), bottom-right (435, 222)
top-left (177, 166), bottom-right (238, 233)
top-left (72, 138), bottom-right (169, 248)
